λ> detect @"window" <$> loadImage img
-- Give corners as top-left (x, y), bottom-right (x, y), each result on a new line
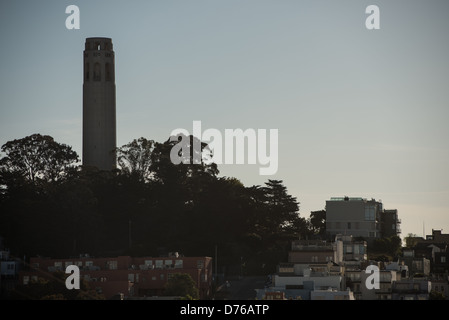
top-left (164, 260), bottom-right (173, 268)
top-left (380, 273), bottom-right (391, 282)
top-left (94, 62), bottom-right (101, 81)
top-left (105, 63), bottom-right (112, 81)
top-left (85, 261), bottom-right (93, 267)
top-left (441, 256), bottom-right (446, 263)
top-left (155, 260), bottom-right (163, 269)
top-left (175, 260), bottom-right (183, 268)
top-left (23, 276), bottom-right (30, 285)
top-left (413, 260), bottom-right (423, 270)
top-left (107, 260), bottom-right (117, 270)
top-left (347, 222), bottom-right (351, 229)
top-left (85, 63), bottom-right (89, 81)
top-left (128, 274), bottom-right (134, 282)
top-left (65, 261), bottom-right (73, 268)
top-left (359, 245), bottom-right (365, 254)
top-left (197, 260), bottom-right (204, 269)
top-left (365, 205), bottom-right (375, 221)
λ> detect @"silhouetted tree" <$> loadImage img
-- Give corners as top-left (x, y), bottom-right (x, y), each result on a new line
top-left (0, 134), bottom-right (304, 277)
top-left (370, 235), bottom-right (402, 259)
top-left (10, 271), bottom-right (104, 300)
top-left (116, 137), bottom-right (155, 182)
top-left (404, 233), bottom-right (419, 248)
top-left (261, 179), bottom-right (301, 237)
top-left (164, 273), bottom-right (199, 299)
top-left (150, 134), bottom-right (219, 185)
top-left (0, 134), bottom-right (79, 186)
top-left (309, 210), bottom-right (326, 236)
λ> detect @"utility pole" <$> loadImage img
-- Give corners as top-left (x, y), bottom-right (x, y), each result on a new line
top-left (129, 220), bottom-right (132, 249)
top-left (215, 245), bottom-right (218, 285)
top-left (423, 221), bottom-right (425, 239)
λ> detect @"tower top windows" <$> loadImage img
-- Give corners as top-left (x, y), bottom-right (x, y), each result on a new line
top-left (84, 37), bottom-right (113, 52)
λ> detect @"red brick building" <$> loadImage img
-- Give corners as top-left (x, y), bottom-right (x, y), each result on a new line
top-left (19, 254), bottom-right (213, 299)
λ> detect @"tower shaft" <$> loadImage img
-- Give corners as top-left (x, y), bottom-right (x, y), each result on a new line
top-left (82, 37), bottom-right (116, 170)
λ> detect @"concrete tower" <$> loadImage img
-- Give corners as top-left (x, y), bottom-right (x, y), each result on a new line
top-left (83, 37), bottom-right (116, 170)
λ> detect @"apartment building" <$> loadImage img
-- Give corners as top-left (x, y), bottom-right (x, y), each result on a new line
top-left (19, 253), bottom-right (213, 299)
top-left (326, 197), bottom-right (401, 242)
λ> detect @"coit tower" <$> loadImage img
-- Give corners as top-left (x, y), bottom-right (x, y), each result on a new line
top-left (82, 37), bottom-right (116, 170)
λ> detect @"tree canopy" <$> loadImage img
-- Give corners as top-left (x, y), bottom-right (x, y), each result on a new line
top-left (0, 134), bottom-right (308, 275)
top-left (164, 273), bottom-right (199, 299)
top-left (0, 133), bottom-right (78, 186)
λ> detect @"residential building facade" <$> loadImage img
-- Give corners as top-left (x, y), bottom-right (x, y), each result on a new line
top-left (391, 279), bottom-right (431, 300)
top-left (19, 254), bottom-right (213, 299)
top-left (325, 197), bottom-right (400, 242)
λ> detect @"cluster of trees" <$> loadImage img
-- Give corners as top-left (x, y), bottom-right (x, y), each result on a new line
top-left (10, 271), bottom-right (198, 300)
top-left (368, 235), bottom-right (403, 261)
top-left (0, 134), bottom-right (324, 274)
top-left (8, 271), bottom-right (105, 300)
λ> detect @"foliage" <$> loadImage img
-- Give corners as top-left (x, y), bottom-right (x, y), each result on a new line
top-left (429, 290), bottom-right (446, 300)
top-left (116, 137), bottom-right (155, 182)
top-left (404, 233), bottom-right (419, 248)
top-left (0, 133), bottom-right (79, 186)
top-left (370, 235), bottom-right (402, 258)
top-left (9, 272), bottom-right (104, 300)
top-left (0, 134), bottom-right (309, 276)
top-left (309, 210), bottom-right (326, 236)
top-left (164, 273), bottom-right (199, 299)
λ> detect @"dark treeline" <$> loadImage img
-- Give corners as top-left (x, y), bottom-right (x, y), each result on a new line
top-left (0, 134), bottom-right (321, 275)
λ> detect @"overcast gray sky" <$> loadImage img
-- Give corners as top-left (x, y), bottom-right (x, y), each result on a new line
top-left (1, 0), bottom-right (448, 238)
